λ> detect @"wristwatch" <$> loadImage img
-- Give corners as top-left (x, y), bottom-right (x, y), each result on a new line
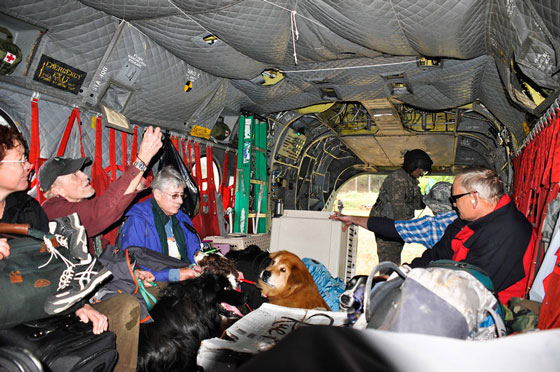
top-left (133, 159), bottom-right (147, 172)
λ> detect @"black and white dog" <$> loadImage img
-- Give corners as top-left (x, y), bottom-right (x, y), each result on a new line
top-left (137, 274), bottom-right (246, 372)
top-left (339, 275), bottom-right (368, 325)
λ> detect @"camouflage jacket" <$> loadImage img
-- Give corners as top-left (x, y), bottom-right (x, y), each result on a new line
top-left (370, 168), bottom-right (423, 220)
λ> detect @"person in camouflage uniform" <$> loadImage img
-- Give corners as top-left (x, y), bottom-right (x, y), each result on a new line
top-left (369, 149), bottom-right (432, 265)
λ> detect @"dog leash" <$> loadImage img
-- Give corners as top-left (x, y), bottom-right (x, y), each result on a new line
top-left (238, 278), bottom-right (258, 312)
top-left (136, 276), bottom-right (158, 311)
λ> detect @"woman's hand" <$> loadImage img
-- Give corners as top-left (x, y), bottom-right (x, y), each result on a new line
top-left (179, 266), bottom-right (201, 281)
top-left (134, 269), bottom-right (155, 287)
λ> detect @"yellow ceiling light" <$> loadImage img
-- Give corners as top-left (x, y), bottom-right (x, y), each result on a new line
top-left (261, 69), bottom-right (284, 85)
top-left (203, 35), bottom-right (218, 45)
top-left (417, 57), bottom-right (442, 67)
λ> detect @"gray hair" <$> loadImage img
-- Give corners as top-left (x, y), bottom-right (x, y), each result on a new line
top-left (152, 166), bottom-right (186, 191)
top-left (456, 166), bottom-right (504, 204)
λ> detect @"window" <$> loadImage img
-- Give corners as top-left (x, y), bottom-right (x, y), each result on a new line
top-left (191, 156), bottom-right (220, 191)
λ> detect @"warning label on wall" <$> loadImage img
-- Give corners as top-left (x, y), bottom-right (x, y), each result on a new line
top-left (33, 55), bottom-right (86, 94)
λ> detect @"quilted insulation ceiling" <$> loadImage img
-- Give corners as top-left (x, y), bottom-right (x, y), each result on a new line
top-left (1, 0), bottom-right (560, 147)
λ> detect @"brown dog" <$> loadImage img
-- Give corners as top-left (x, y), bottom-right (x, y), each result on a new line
top-left (258, 250), bottom-right (330, 310)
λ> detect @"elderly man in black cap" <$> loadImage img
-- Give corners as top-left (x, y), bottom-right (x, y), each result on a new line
top-left (39, 126), bottom-right (162, 255)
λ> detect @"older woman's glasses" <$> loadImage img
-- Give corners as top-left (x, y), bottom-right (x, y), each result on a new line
top-left (161, 191), bottom-right (184, 200)
top-left (0, 159), bottom-right (29, 165)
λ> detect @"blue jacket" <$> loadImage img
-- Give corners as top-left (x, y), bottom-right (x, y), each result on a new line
top-left (120, 198), bottom-right (200, 281)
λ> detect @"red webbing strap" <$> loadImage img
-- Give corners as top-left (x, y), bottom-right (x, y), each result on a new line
top-left (57, 107), bottom-right (85, 157)
top-left (530, 136), bottom-right (543, 190)
top-left (220, 150), bottom-right (229, 192)
top-left (171, 136), bottom-right (179, 152)
top-left (108, 128), bottom-right (117, 181)
top-left (205, 145), bottom-right (220, 236)
top-left (121, 131), bottom-right (128, 169)
top-left (187, 140), bottom-right (193, 171)
top-left (181, 138), bottom-right (187, 165)
top-left (130, 126), bottom-right (138, 163)
top-left (219, 151), bottom-right (230, 210)
top-left (191, 142), bottom-right (205, 237)
top-left (207, 145), bottom-right (216, 203)
top-left (550, 110), bottom-right (560, 183)
top-left (541, 123), bottom-right (555, 186)
top-left (94, 114), bottom-right (104, 173)
top-left (520, 141), bottom-right (537, 218)
top-left (194, 142), bottom-right (203, 194)
top-left (29, 97), bottom-right (44, 203)
top-left (29, 97), bottom-right (40, 164)
top-left (514, 157), bottom-right (525, 210)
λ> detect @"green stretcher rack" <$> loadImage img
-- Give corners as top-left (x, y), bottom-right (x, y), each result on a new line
top-left (233, 115), bottom-right (268, 233)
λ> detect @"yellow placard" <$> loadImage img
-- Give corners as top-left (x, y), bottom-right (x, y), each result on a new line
top-left (190, 125), bottom-right (211, 139)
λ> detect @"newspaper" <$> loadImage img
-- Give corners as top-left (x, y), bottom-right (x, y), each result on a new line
top-left (197, 303), bottom-right (347, 371)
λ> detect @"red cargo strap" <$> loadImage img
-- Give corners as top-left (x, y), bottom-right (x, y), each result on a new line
top-left (29, 96), bottom-right (45, 203)
top-left (191, 144), bottom-right (220, 238)
top-left (207, 145), bottom-right (217, 209)
top-left (187, 140), bottom-right (193, 171)
top-left (191, 142), bottom-right (204, 235)
top-left (108, 128), bottom-right (117, 181)
top-left (550, 110), bottom-right (560, 183)
top-left (181, 138), bottom-right (187, 165)
top-left (90, 115), bottom-right (120, 247)
top-left (220, 150), bottom-right (229, 192)
top-left (29, 97), bottom-right (40, 164)
top-left (57, 107), bottom-right (85, 157)
top-left (91, 115), bottom-right (110, 194)
top-left (171, 136), bottom-right (179, 152)
top-left (130, 126), bottom-right (138, 163)
top-left (121, 131), bottom-right (128, 170)
top-left (193, 142), bottom-right (203, 194)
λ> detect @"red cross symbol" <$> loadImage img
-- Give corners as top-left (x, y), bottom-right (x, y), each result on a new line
top-left (4, 52), bottom-right (16, 64)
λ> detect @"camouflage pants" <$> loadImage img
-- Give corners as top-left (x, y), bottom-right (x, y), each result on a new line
top-left (375, 237), bottom-right (403, 266)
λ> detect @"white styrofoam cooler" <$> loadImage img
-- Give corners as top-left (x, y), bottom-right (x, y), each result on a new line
top-left (269, 210), bottom-right (357, 281)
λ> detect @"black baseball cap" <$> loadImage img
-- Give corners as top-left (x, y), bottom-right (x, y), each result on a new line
top-left (38, 156), bottom-right (92, 191)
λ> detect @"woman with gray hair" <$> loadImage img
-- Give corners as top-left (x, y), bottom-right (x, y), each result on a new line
top-left (120, 166), bottom-right (200, 281)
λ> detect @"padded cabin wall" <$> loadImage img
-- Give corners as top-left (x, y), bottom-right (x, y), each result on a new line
top-left (0, 3), bottom-right (242, 133)
top-left (0, 84), bottom-right (236, 189)
top-left (0, 83), bottom-right (140, 180)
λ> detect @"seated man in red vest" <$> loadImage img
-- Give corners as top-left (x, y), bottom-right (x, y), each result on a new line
top-left (409, 166), bottom-right (536, 305)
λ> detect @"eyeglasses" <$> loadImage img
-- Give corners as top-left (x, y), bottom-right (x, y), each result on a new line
top-left (449, 191), bottom-right (477, 204)
top-left (161, 190), bottom-right (184, 200)
top-left (0, 159), bottom-right (29, 164)
top-left (421, 170), bottom-right (429, 177)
